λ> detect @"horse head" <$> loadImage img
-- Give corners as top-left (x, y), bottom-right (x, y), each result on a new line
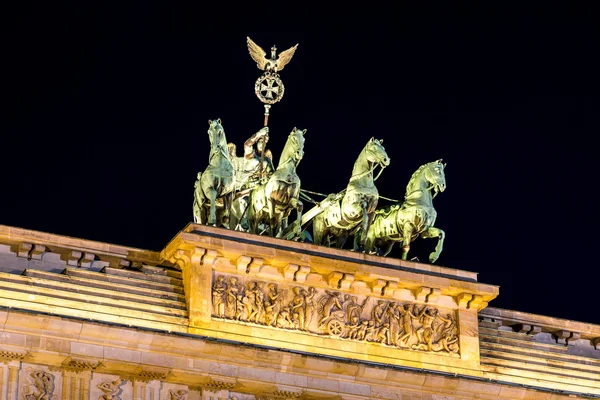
top-left (207, 118), bottom-right (228, 156)
top-left (365, 137), bottom-right (390, 168)
top-left (424, 159), bottom-right (447, 195)
top-left (278, 127), bottom-right (306, 168)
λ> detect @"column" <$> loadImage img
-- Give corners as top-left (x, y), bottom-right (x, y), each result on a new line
top-left (7, 362), bottom-right (20, 400)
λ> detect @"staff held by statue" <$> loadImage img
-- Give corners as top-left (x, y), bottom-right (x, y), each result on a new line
top-left (247, 37), bottom-right (299, 178)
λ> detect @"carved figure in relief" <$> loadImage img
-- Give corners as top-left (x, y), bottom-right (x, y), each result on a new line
top-left (303, 287), bottom-right (317, 328)
top-left (290, 287), bottom-right (306, 330)
top-left (266, 283), bottom-right (283, 326)
top-left (398, 303), bottom-right (419, 347)
top-left (235, 294), bottom-right (245, 320)
top-left (318, 291), bottom-right (343, 326)
top-left (169, 389), bottom-right (188, 400)
top-left (435, 313), bottom-right (459, 353)
top-left (413, 306), bottom-right (439, 351)
top-left (276, 306), bottom-right (293, 328)
top-left (364, 321), bottom-right (376, 341)
top-left (225, 277), bottom-right (239, 319)
top-left (345, 295), bottom-right (370, 323)
top-left (212, 276), bottom-right (226, 318)
top-left (97, 379), bottom-right (124, 400)
top-left (376, 323), bottom-right (390, 344)
top-left (291, 312), bottom-right (301, 329)
top-left (385, 302), bottom-right (401, 346)
top-left (255, 282), bottom-right (266, 323)
top-left (23, 371), bottom-right (55, 400)
top-left (264, 301), bottom-right (276, 326)
top-left (356, 320), bottom-right (369, 340)
top-left (243, 282), bottom-right (259, 322)
top-left (372, 300), bottom-right (386, 327)
top-left (345, 316), bottom-right (361, 339)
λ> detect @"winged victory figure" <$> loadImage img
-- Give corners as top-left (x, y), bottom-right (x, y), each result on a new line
top-left (247, 37), bottom-right (299, 73)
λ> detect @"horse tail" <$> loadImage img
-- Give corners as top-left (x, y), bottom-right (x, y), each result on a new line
top-left (193, 173), bottom-right (205, 223)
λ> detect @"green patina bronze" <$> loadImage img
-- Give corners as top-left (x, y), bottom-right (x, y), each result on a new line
top-left (192, 38), bottom-right (448, 263)
top-left (192, 119), bottom-right (235, 226)
top-left (311, 138), bottom-right (390, 250)
top-left (364, 160), bottom-right (446, 263)
top-left (246, 127), bottom-right (306, 237)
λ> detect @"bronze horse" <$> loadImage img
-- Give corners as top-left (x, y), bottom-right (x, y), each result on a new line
top-left (192, 119), bottom-right (235, 226)
top-left (364, 160), bottom-right (446, 262)
top-left (312, 138), bottom-right (390, 250)
top-left (247, 127), bottom-right (306, 237)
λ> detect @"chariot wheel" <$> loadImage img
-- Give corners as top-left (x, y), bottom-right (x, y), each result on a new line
top-left (326, 319), bottom-right (344, 337)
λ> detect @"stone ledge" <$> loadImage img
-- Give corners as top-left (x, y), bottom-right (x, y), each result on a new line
top-left (481, 308), bottom-right (600, 340)
top-left (481, 349), bottom-right (600, 379)
top-left (0, 271), bottom-right (186, 310)
top-left (64, 268), bottom-right (184, 294)
top-left (180, 223), bottom-right (486, 284)
top-left (480, 341), bottom-right (600, 369)
top-left (0, 276), bottom-right (188, 318)
top-left (0, 224), bottom-right (162, 264)
top-left (24, 270), bottom-right (185, 302)
top-left (0, 297), bottom-right (189, 332)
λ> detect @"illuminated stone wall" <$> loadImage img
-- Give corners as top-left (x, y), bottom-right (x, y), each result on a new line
top-left (0, 223), bottom-right (599, 399)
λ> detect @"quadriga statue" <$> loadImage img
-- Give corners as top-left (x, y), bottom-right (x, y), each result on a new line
top-left (364, 159), bottom-right (446, 263)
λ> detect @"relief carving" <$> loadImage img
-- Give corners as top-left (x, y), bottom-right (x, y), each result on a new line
top-left (169, 389), bottom-right (188, 400)
top-left (22, 371), bottom-right (55, 400)
top-left (97, 379), bottom-right (124, 400)
top-left (212, 274), bottom-right (459, 354)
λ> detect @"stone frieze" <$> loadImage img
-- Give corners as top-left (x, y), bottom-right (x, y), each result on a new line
top-left (212, 274), bottom-right (459, 354)
top-left (22, 370), bottom-right (55, 400)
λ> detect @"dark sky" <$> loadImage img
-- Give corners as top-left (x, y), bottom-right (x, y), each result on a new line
top-left (4, 5), bottom-right (599, 324)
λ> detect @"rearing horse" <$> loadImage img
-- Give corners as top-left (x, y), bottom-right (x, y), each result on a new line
top-left (364, 159), bottom-right (446, 262)
top-left (193, 119), bottom-right (235, 226)
top-left (312, 137), bottom-right (390, 249)
top-left (247, 127), bottom-right (306, 237)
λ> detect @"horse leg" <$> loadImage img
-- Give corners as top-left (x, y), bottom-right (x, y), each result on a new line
top-left (381, 240), bottom-right (395, 257)
top-left (279, 215), bottom-right (288, 237)
top-left (364, 227), bottom-right (377, 254)
top-left (222, 192), bottom-right (233, 229)
top-left (336, 231), bottom-right (348, 249)
top-left (292, 198), bottom-right (303, 236)
top-left (401, 223), bottom-right (414, 260)
top-left (229, 197), bottom-right (239, 231)
top-left (312, 215), bottom-right (325, 246)
top-left (268, 197), bottom-right (277, 237)
top-left (420, 227), bottom-right (445, 263)
top-left (208, 187), bottom-right (218, 226)
top-left (355, 201), bottom-right (370, 251)
top-left (193, 177), bottom-right (204, 224)
top-left (236, 195), bottom-right (250, 231)
top-left (247, 204), bottom-right (258, 234)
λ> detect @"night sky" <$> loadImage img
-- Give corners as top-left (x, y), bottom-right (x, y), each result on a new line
top-left (4, 5), bottom-right (598, 324)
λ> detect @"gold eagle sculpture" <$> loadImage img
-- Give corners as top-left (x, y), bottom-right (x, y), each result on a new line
top-left (247, 37), bottom-right (299, 73)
